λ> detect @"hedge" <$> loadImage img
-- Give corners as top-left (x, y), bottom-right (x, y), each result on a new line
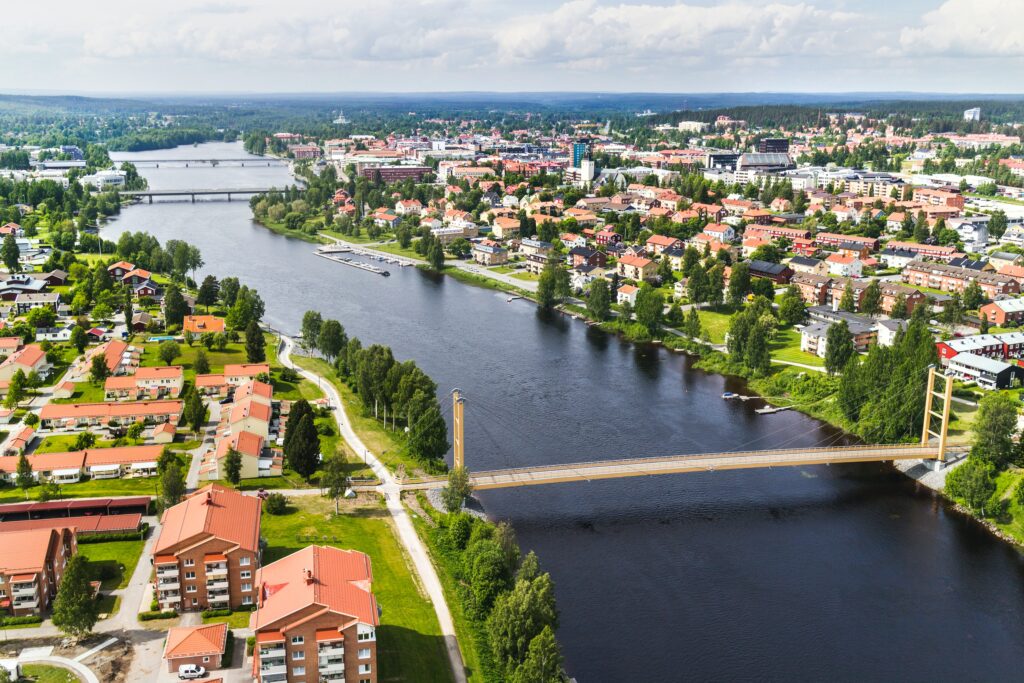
top-left (201, 608), bottom-right (232, 618)
top-left (0, 615), bottom-right (43, 627)
top-left (78, 525), bottom-right (149, 544)
top-left (139, 610), bottom-right (178, 621)
top-left (222, 630), bottom-right (235, 667)
top-left (246, 636), bottom-right (256, 656)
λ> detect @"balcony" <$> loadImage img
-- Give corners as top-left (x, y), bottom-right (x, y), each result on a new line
top-left (319, 657), bottom-right (346, 674)
top-left (157, 579), bottom-right (180, 591)
top-left (321, 672), bottom-right (346, 682)
top-left (206, 578), bottom-right (229, 590)
top-left (160, 593), bottom-right (181, 604)
top-left (156, 564), bottom-right (179, 577)
top-left (13, 598), bottom-right (39, 610)
top-left (11, 584), bottom-right (37, 598)
top-left (259, 661), bottom-right (287, 677)
top-left (319, 643), bottom-right (345, 657)
top-left (205, 564), bottom-right (228, 577)
top-left (208, 592), bottom-right (230, 605)
top-left (258, 646), bottom-right (286, 659)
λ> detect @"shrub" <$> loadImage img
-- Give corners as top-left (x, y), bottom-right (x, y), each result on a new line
top-left (77, 530), bottom-right (145, 543)
top-left (139, 610), bottom-right (178, 621)
top-left (23, 413), bottom-right (38, 426)
top-left (0, 615), bottom-right (42, 627)
top-left (246, 636), bottom-right (256, 656)
top-left (264, 492), bottom-right (288, 515)
top-left (201, 608), bottom-right (233, 618)
top-left (222, 630), bottom-right (235, 667)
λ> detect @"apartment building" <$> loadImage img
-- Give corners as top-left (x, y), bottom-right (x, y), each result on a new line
top-left (251, 545), bottom-right (379, 683)
top-left (744, 225), bottom-right (811, 242)
top-left (902, 260), bottom-right (1021, 298)
top-left (104, 366), bottom-right (185, 400)
top-left (914, 186), bottom-right (965, 209)
top-left (0, 527), bottom-right (76, 616)
top-left (39, 400), bottom-right (182, 430)
top-left (152, 484), bottom-right (262, 612)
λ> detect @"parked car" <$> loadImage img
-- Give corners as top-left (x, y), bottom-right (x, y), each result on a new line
top-left (178, 664), bottom-right (207, 680)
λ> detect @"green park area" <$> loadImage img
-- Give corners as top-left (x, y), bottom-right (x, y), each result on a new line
top-left (261, 494), bottom-right (453, 683)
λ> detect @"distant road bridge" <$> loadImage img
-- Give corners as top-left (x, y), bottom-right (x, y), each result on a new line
top-left (119, 187), bottom-right (293, 203)
top-left (403, 370), bottom-right (958, 492)
top-left (116, 158), bottom-right (287, 167)
top-left (402, 444), bottom-right (946, 491)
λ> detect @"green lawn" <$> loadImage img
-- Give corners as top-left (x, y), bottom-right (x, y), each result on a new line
top-left (270, 368), bottom-right (324, 402)
top-left (19, 664), bottom-right (79, 682)
top-left (0, 477), bottom-right (159, 504)
top-left (371, 241), bottom-right (428, 262)
top-left (79, 539), bottom-right (146, 590)
top-left (290, 355), bottom-right (435, 477)
top-left (696, 307), bottom-right (735, 344)
top-left (321, 230), bottom-right (391, 245)
top-left (261, 496), bottom-right (452, 683)
top-left (770, 328), bottom-right (825, 367)
top-left (51, 381), bottom-right (107, 405)
top-left (488, 265), bottom-right (516, 274)
top-left (34, 434), bottom-right (120, 453)
top-left (202, 609), bottom-right (253, 629)
top-left (510, 271), bottom-right (539, 282)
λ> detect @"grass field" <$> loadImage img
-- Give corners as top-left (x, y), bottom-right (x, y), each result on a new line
top-left (79, 539), bottom-right (146, 590)
top-left (19, 664), bottom-right (79, 682)
top-left (770, 327), bottom-right (825, 367)
top-left (51, 381), bottom-right (107, 405)
top-left (260, 495), bottom-right (452, 683)
top-left (202, 609), bottom-right (253, 629)
top-left (371, 241), bottom-right (428, 262)
top-left (0, 477), bottom-right (159, 504)
top-left (696, 307), bottom-right (735, 344)
top-left (34, 434), bottom-right (120, 453)
top-left (511, 271), bottom-right (539, 281)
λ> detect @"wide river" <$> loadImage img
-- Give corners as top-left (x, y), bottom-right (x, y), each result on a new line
top-left (111, 143), bottom-right (1024, 681)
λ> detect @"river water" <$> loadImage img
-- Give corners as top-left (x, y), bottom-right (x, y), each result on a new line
top-left (110, 143), bottom-right (1024, 682)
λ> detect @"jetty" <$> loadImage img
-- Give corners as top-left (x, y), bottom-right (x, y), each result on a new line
top-left (315, 251), bottom-right (391, 276)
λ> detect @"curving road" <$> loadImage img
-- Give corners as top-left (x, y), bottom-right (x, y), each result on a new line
top-left (277, 335), bottom-right (467, 683)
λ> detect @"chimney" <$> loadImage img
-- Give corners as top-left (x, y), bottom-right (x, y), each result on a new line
top-left (305, 568), bottom-right (314, 585)
top-left (204, 492), bottom-right (212, 505)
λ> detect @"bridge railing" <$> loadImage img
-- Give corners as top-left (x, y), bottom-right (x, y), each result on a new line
top-left (404, 443), bottom-right (939, 484)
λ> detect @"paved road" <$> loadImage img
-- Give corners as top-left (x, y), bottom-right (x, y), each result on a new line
top-left (277, 335), bottom-right (467, 683)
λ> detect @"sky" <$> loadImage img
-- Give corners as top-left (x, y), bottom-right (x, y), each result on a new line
top-left (2, 0), bottom-right (1023, 95)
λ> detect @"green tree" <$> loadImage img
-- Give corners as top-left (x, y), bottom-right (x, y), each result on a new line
top-left (283, 400), bottom-right (312, 453)
top-left (537, 263), bottom-right (559, 310)
top-left (777, 285), bottom-right (806, 325)
top-left (196, 275), bottom-right (220, 312)
top-left (890, 292), bottom-right (910, 319)
top-left (224, 448), bottom-right (243, 485)
top-left (838, 281), bottom-right (857, 312)
top-left (586, 279), bottom-right (610, 321)
top-left (52, 555), bottom-right (97, 638)
top-left (509, 626), bottom-right (564, 683)
top-left (285, 413), bottom-right (320, 480)
top-left (70, 325), bottom-right (88, 354)
top-left (945, 457), bottom-right (996, 515)
top-left (634, 284), bottom-right (663, 335)
top-left (971, 392), bottom-right (1019, 469)
top-left (90, 355), bottom-right (110, 384)
top-left (15, 452), bottom-right (33, 498)
top-left (443, 466), bottom-right (473, 513)
top-left (163, 284), bottom-right (188, 328)
top-left (301, 310), bottom-right (323, 353)
top-left (744, 320), bottom-right (772, 375)
top-left (913, 212), bottom-right (930, 243)
top-left (664, 302), bottom-right (684, 328)
top-left (321, 453), bottom-right (349, 514)
top-left (318, 319), bottom-right (346, 362)
top-left (193, 349), bottom-right (210, 375)
top-left (861, 280), bottom-right (882, 317)
top-left (962, 280), bottom-right (984, 311)
top-left (184, 389), bottom-right (207, 434)
top-left (824, 321), bottom-right (855, 375)
top-left (427, 241), bottom-right (445, 271)
top-left (160, 460), bottom-right (186, 510)
top-left (4, 369), bottom-right (26, 409)
top-left (727, 261), bottom-right (751, 306)
top-left (684, 306), bottom-right (702, 338)
top-left (245, 321), bottom-right (266, 363)
top-left (158, 339), bottom-right (181, 366)
top-left (686, 263), bottom-right (708, 305)
top-left (409, 405), bottom-right (450, 463)
top-left (1, 234), bottom-right (20, 272)
top-left (487, 573), bottom-right (560, 676)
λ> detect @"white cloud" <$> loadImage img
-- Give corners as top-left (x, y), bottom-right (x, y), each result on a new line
top-left (898, 0), bottom-right (1024, 58)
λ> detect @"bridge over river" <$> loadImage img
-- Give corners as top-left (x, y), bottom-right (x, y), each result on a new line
top-left (119, 187), bottom-right (292, 202)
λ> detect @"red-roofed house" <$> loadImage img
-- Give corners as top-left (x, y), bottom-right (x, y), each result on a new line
top-left (152, 484), bottom-right (262, 612)
top-left (645, 234), bottom-right (683, 255)
top-left (183, 316), bottom-right (226, 335)
top-left (0, 344), bottom-right (50, 384)
top-left (616, 254), bottom-right (656, 281)
top-left (163, 622), bottom-right (229, 673)
top-left (251, 545), bottom-right (379, 683)
top-left (0, 527), bottom-right (76, 615)
top-left (104, 366), bottom-right (184, 400)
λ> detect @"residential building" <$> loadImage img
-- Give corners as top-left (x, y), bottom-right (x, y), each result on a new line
top-left (104, 366), bottom-right (185, 400)
top-left (788, 256), bottom-right (829, 276)
top-left (250, 545), bottom-right (379, 683)
top-left (980, 299), bottom-right (1024, 326)
top-left (617, 284), bottom-right (639, 306)
top-left (0, 527), bottom-right (76, 616)
top-left (902, 260), bottom-right (1020, 298)
top-left (152, 484), bottom-right (262, 612)
top-left (800, 319), bottom-right (877, 358)
top-left (472, 241), bottom-right (508, 267)
top-left (184, 316), bottom-right (226, 335)
top-left (791, 273), bottom-right (833, 305)
top-left (747, 260), bottom-right (793, 284)
top-left (946, 353), bottom-right (1023, 390)
top-left (163, 622), bottom-right (229, 674)
top-left (645, 235), bottom-right (683, 255)
top-left (39, 400), bottom-right (182, 430)
top-left (826, 254), bottom-right (863, 278)
top-left (617, 255), bottom-right (656, 281)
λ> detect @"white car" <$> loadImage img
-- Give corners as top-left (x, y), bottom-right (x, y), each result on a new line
top-left (178, 664), bottom-right (207, 680)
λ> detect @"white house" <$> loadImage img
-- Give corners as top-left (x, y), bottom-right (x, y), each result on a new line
top-left (617, 284), bottom-right (639, 306)
top-left (826, 254), bottom-right (863, 278)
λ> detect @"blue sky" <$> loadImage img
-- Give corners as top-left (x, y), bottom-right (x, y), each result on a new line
top-left (2, 0), bottom-right (1022, 94)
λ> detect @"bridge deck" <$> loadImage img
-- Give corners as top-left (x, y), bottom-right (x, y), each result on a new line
top-left (402, 444), bottom-right (940, 490)
top-left (119, 188), bottom-right (279, 196)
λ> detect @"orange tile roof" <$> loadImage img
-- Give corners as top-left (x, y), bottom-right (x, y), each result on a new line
top-left (183, 316), bottom-right (226, 334)
top-left (154, 484), bottom-right (261, 555)
top-left (216, 430), bottom-right (264, 460)
top-left (645, 234), bottom-right (680, 247)
top-left (195, 374), bottom-right (227, 387)
top-left (0, 451), bottom-right (85, 474)
top-left (107, 261), bottom-right (135, 272)
top-left (224, 363), bottom-right (270, 378)
top-left (135, 366), bottom-right (184, 380)
top-left (0, 528), bottom-right (65, 574)
top-left (230, 398), bottom-right (272, 424)
top-left (234, 380), bottom-right (273, 401)
top-left (40, 400), bottom-right (182, 422)
top-left (252, 545), bottom-right (378, 631)
top-left (82, 445), bottom-right (164, 466)
top-left (618, 254), bottom-right (653, 268)
top-left (163, 622), bottom-right (228, 660)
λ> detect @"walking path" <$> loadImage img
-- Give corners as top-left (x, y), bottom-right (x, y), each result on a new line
top-left (277, 335), bottom-right (467, 683)
top-left (18, 653), bottom-right (100, 683)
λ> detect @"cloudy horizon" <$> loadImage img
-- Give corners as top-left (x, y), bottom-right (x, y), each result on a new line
top-left (2, 0), bottom-right (1022, 94)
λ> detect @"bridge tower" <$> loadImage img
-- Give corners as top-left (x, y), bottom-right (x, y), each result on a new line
top-left (921, 366), bottom-right (954, 462)
top-left (452, 389), bottom-right (466, 470)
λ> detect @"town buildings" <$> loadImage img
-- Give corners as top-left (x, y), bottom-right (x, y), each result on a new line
top-left (0, 527), bottom-right (76, 616)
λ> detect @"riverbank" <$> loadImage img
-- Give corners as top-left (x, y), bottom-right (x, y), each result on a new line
top-left (252, 216), bottom-right (327, 243)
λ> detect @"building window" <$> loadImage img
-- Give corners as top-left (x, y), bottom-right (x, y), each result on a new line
top-left (239, 556), bottom-right (251, 566)
top-left (359, 664), bottom-right (372, 674)
top-left (291, 636), bottom-right (304, 645)
top-left (357, 626), bottom-right (375, 641)
top-left (184, 559), bottom-right (194, 567)
top-left (358, 648), bottom-right (371, 659)
top-left (202, 657), bottom-right (209, 663)
top-left (192, 598), bottom-right (198, 606)
top-left (292, 666), bottom-right (305, 676)
top-left (242, 595), bottom-right (252, 605)
top-left (186, 585), bottom-right (197, 593)
top-left (240, 571), bottom-right (251, 579)
top-left (185, 572), bottom-right (195, 580)
top-left (242, 583), bottom-right (252, 592)
top-left (292, 651), bottom-right (304, 660)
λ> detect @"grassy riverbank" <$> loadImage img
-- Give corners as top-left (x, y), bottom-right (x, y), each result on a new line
top-left (253, 216), bottom-right (327, 243)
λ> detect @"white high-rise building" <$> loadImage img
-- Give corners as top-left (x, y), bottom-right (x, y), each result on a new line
top-left (964, 107), bottom-right (981, 122)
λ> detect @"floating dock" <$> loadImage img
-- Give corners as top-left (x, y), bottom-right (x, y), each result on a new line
top-left (315, 251), bottom-right (390, 276)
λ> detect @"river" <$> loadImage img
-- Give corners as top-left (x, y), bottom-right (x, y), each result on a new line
top-left (109, 143), bottom-right (1024, 682)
